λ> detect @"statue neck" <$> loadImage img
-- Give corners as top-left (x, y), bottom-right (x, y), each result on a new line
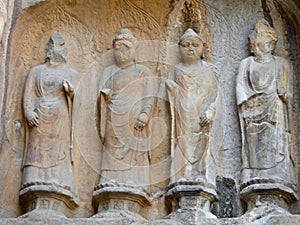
top-left (182, 59), bottom-right (200, 67)
top-left (254, 54), bottom-right (272, 63)
top-left (116, 61), bottom-right (134, 69)
top-left (47, 60), bottom-right (65, 68)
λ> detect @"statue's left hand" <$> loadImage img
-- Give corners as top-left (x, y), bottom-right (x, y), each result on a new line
top-left (199, 110), bottom-right (213, 127)
top-left (63, 79), bottom-right (75, 98)
top-left (277, 86), bottom-right (286, 96)
top-left (134, 113), bottom-right (149, 131)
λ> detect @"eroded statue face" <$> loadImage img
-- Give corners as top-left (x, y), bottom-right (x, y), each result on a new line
top-left (179, 37), bottom-right (204, 64)
top-left (250, 37), bottom-right (274, 57)
top-left (47, 44), bottom-right (67, 63)
top-left (113, 39), bottom-right (135, 67)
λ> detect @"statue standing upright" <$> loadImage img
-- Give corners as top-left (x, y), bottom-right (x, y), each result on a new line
top-left (237, 19), bottom-right (297, 214)
top-left (93, 28), bottom-right (155, 220)
top-left (166, 28), bottom-right (221, 220)
top-left (166, 28), bottom-right (220, 185)
top-left (20, 33), bottom-right (79, 217)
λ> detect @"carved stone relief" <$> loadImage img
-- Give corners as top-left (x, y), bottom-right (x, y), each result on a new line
top-left (0, 0), bottom-right (299, 224)
top-left (236, 19), bottom-right (297, 215)
top-left (20, 33), bottom-right (80, 217)
top-left (165, 28), bottom-right (222, 222)
top-left (92, 28), bottom-right (156, 220)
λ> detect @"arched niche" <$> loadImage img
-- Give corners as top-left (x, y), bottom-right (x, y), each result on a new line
top-left (4, 0), bottom-right (172, 218)
top-left (0, 0), bottom-right (300, 219)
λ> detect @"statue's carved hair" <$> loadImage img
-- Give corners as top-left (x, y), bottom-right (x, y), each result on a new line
top-left (249, 19), bottom-right (277, 43)
top-left (112, 28), bottom-right (137, 47)
top-left (179, 28), bottom-right (206, 45)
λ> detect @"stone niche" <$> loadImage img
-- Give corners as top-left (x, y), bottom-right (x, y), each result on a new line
top-left (0, 0), bottom-right (299, 224)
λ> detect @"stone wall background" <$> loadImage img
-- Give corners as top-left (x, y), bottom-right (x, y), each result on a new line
top-left (0, 0), bottom-right (299, 220)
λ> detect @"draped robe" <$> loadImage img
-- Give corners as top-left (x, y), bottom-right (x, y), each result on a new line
top-left (99, 63), bottom-right (154, 189)
top-left (22, 63), bottom-right (79, 191)
top-left (167, 60), bottom-right (220, 184)
top-left (236, 56), bottom-right (295, 186)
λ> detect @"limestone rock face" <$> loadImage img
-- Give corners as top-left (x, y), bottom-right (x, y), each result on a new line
top-left (0, 0), bottom-right (299, 224)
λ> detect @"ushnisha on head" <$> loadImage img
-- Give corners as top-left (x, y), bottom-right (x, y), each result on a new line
top-left (179, 28), bottom-right (206, 45)
top-left (112, 28), bottom-right (137, 68)
top-left (249, 19), bottom-right (277, 56)
top-left (45, 33), bottom-right (67, 63)
top-left (179, 28), bottom-right (205, 65)
top-left (112, 28), bottom-right (137, 47)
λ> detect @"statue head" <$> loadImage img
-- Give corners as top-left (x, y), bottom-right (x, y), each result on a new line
top-left (112, 28), bottom-right (137, 67)
top-left (249, 19), bottom-right (277, 56)
top-left (45, 33), bottom-right (67, 63)
top-left (179, 28), bottom-right (205, 64)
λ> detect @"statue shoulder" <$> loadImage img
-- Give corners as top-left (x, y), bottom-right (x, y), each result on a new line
top-left (66, 66), bottom-right (80, 78)
top-left (240, 56), bottom-right (253, 67)
top-left (135, 63), bottom-right (152, 77)
top-left (103, 64), bottom-right (119, 75)
top-left (136, 63), bottom-right (151, 72)
top-left (273, 55), bottom-right (291, 67)
top-left (203, 61), bottom-right (219, 80)
top-left (28, 64), bottom-right (46, 73)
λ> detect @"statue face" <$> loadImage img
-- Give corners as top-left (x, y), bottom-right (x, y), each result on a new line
top-left (179, 37), bottom-right (203, 63)
top-left (113, 39), bottom-right (135, 66)
top-left (47, 44), bottom-right (66, 63)
top-left (250, 37), bottom-right (273, 57)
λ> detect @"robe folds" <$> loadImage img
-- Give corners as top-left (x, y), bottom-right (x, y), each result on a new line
top-left (22, 63), bottom-right (79, 191)
top-left (99, 63), bottom-right (155, 189)
top-left (236, 56), bottom-right (295, 187)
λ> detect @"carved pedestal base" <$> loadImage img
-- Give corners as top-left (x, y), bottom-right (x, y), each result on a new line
top-left (166, 182), bottom-right (218, 224)
top-left (19, 184), bottom-right (79, 218)
top-left (240, 183), bottom-right (298, 218)
top-left (92, 185), bottom-right (150, 222)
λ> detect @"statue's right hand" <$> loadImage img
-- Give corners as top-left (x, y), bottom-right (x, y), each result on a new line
top-left (26, 111), bottom-right (39, 127)
top-left (101, 89), bottom-right (112, 102)
top-left (165, 80), bottom-right (178, 91)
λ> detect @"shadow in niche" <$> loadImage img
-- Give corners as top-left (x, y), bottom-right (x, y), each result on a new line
top-left (214, 176), bottom-right (246, 218)
top-left (273, 0), bottom-right (300, 216)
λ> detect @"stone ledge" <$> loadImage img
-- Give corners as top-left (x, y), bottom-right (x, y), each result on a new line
top-left (0, 215), bottom-right (299, 225)
top-left (220, 215), bottom-right (300, 225)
